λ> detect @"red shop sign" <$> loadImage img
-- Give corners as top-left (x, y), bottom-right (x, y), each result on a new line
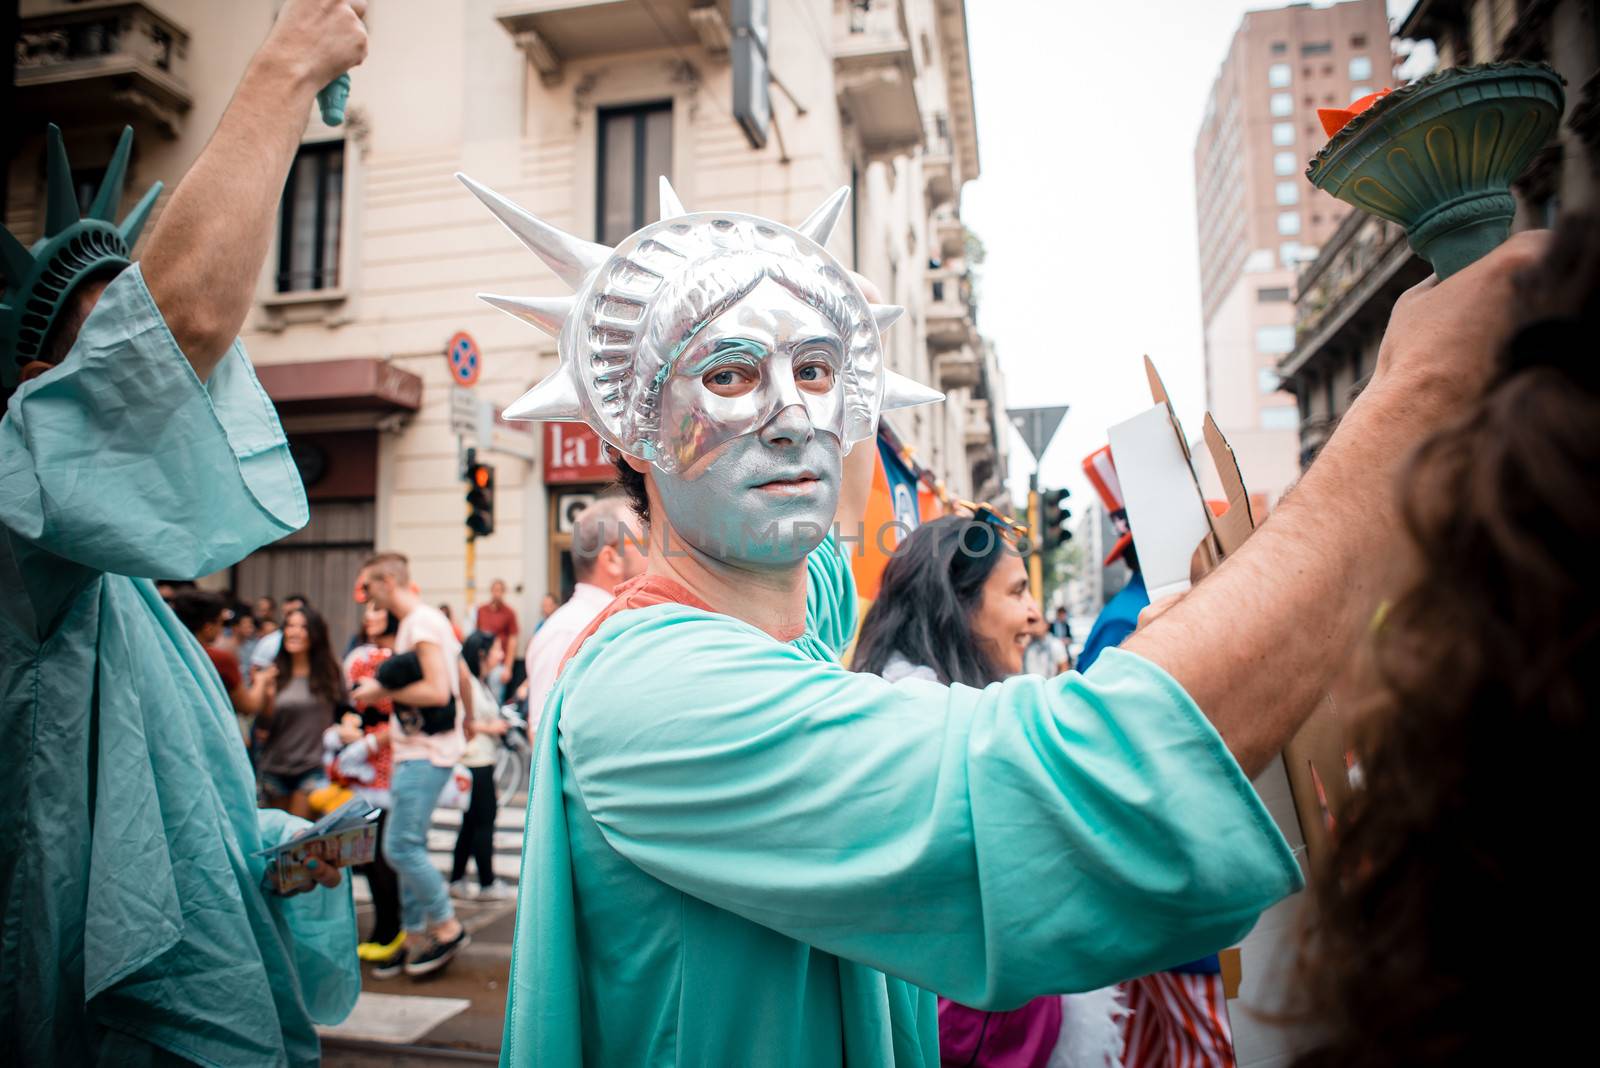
top-left (543, 421), bottom-right (614, 485)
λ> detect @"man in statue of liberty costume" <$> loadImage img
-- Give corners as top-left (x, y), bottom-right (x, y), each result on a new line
top-left (0, 2), bottom-right (369, 1063)
top-left (463, 159), bottom-right (1540, 1063)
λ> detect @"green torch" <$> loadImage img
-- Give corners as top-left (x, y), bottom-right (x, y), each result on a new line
top-left (1306, 62), bottom-right (1565, 279)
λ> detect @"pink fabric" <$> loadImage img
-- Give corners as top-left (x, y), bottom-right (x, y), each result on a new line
top-left (937, 995), bottom-right (1062, 1068)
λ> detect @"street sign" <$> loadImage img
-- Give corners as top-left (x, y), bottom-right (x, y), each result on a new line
top-left (446, 330), bottom-right (482, 387)
top-left (1009, 405), bottom-right (1070, 462)
top-left (450, 385), bottom-right (479, 435)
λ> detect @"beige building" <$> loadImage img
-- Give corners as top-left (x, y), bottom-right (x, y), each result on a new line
top-left (1194, 0), bottom-right (1392, 505)
top-left (7, 0), bottom-right (996, 644)
top-left (1281, 0), bottom-right (1599, 466)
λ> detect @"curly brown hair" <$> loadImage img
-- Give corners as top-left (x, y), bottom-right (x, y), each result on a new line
top-left (1291, 218), bottom-right (1600, 1065)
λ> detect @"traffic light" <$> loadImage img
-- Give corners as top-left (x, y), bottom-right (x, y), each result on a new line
top-left (465, 456), bottom-right (495, 538)
top-left (1041, 487), bottom-right (1072, 550)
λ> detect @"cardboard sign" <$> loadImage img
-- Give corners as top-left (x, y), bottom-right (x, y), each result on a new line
top-left (1111, 356), bottom-right (1348, 867)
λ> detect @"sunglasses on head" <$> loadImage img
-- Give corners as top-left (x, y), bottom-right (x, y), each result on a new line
top-left (955, 500), bottom-right (1030, 551)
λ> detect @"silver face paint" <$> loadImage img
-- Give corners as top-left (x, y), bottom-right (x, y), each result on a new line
top-left (654, 409), bottom-right (842, 567)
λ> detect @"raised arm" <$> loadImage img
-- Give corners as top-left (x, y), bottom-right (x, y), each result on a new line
top-left (558, 607), bottom-right (1298, 1005)
top-left (139, 0), bottom-right (367, 379)
top-left (1123, 232), bottom-right (1545, 775)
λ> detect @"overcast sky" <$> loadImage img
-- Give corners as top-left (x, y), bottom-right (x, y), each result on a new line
top-left (964, 0), bottom-right (1418, 510)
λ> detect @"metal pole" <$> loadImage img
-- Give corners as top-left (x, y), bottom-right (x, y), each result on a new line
top-left (465, 534), bottom-right (477, 611)
top-left (1027, 470), bottom-right (1042, 608)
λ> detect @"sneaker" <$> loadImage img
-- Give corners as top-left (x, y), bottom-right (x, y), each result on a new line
top-left (357, 931), bottom-right (406, 963)
top-left (370, 947), bottom-right (407, 980)
top-left (474, 881), bottom-right (515, 901)
top-left (404, 925), bottom-right (471, 978)
top-left (448, 878), bottom-right (477, 901)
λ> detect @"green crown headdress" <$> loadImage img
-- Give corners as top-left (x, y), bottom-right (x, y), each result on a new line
top-left (1, 124), bottom-right (162, 388)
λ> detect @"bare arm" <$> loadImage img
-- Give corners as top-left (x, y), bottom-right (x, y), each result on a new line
top-left (459, 660), bottom-right (477, 741)
top-left (1124, 232), bottom-right (1544, 775)
top-left (139, 0), bottom-right (367, 379)
top-left (835, 438), bottom-right (876, 551)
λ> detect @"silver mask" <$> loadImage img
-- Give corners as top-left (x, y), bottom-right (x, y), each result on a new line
top-left (456, 175), bottom-right (942, 475)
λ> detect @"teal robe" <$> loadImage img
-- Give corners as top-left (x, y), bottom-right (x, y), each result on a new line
top-left (503, 536), bottom-right (1303, 1066)
top-left (0, 267), bottom-right (359, 1066)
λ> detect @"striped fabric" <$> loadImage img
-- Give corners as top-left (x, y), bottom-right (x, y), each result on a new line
top-left (1119, 972), bottom-right (1236, 1068)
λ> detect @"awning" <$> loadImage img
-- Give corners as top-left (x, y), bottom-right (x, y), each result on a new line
top-left (255, 358), bottom-right (423, 415)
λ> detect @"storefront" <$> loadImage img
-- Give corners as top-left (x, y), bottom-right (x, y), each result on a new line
top-left (543, 420), bottom-right (617, 602)
top-left (240, 358), bottom-right (422, 643)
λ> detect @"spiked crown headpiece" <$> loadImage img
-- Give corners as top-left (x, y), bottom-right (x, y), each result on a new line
top-left (457, 173), bottom-right (942, 471)
top-left (1, 124), bottom-right (162, 388)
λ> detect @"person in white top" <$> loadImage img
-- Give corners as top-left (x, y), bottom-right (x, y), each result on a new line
top-left (353, 551), bottom-right (469, 979)
top-left (523, 495), bottom-right (647, 734)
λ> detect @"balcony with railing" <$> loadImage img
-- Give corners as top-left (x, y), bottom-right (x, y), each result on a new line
top-left (963, 399), bottom-right (992, 449)
top-left (14, 1), bottom-right (192, 137)
top-left (934, 346), bottom-right (980, 391)
top-left (923, 111), bottom-right (955, 204)
top-left (925, 266), bottom-right (974, 351)
top-left (493, 0), bottom-right (716, 84)
top-left (833, 0), bottom-right (923, 154)
top-left (931, 206), bottom-right (966, 261)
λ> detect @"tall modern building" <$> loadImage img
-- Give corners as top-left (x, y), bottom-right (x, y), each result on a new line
top-left (1194, 0), bottom-right (1393, 505)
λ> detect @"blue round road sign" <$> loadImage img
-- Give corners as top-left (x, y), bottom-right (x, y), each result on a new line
top-left (447, 331), bottom-right (482, 387)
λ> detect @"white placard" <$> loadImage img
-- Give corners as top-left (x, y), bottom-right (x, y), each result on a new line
top-left (1106, 403), bottom-right (1213, 601)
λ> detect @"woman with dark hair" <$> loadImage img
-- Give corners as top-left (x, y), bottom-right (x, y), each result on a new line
top-left (855, 516), bottom-right (1124, 1068)
top-left (338, 603), bottom-right (405, 967)
top-left (450, 630), bottom-right (513, 901)
top-left (255, 605), bottom-right (346, 818)
top-left (854, 515), bottom-right (1040, 688)
top-left (1291, 218), bottom-right (1598, 1066)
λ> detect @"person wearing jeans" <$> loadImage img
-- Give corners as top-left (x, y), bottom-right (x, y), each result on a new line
top-left (354, 552), bottom-right (470, 979)
top-left (385, 759), bottom-right (456, 938)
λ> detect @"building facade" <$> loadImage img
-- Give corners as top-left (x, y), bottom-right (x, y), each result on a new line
top-left (6, 0), bottom-right (1001, 642)
top-left (1280, 0), bottom-right (1600, 464)
top-left (1194, 0), bottom-right (1393, 505)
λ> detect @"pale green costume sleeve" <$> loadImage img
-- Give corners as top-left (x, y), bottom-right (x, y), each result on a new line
top-left (559, 613), bottom-right (1302, 1008)
top-left (0, 264), bottom-right (307, 578)
top-left (0, 266), bottom-right (351, 1065)
top-left (257, 810), bottom-right (363, 1024)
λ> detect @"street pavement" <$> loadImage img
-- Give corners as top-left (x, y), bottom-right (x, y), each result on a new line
top-left (321, 795), bottom-right (526, 1065)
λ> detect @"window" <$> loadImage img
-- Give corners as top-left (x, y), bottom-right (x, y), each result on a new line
top-left (1257, 286), bottom-right (1291, 303)
top-left (1270, 92), bottom-right (1293, 116)
top-left (1272, 122), bottom-right (1295, 146)
top-left (1301, 41), bottom-right (1333, 56)
top-left (1350, 86), bottom-right (1374, 102)
top-left (1256, 324), bottom-right (1296, 354)
top-left (1270, 41), bottom-right (1288, 55)
top-left (1274, 150), bottom-right (1297, 175)
top-left (1279, 241), bottom-right (1303, 267)
top-left (1351, 34), bottom-right (1367, 48)
top-left (1258, 367), bottom-right (1283, 393)
top-left (1268, 63), bottom-right (1292, 87)
top-left (276, 141), bottom-right (343, 293)
top-left (1276, 181), bottom-right (1300, 205)
top-left (1261, 405), bottom-right (1300, 430)
top-left (1278, 211), bottom-right (1302, 235)
top-left (1349, 55), bottom-right (1372, 81)
top-left (597, 102), bottom-right (673, 245)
